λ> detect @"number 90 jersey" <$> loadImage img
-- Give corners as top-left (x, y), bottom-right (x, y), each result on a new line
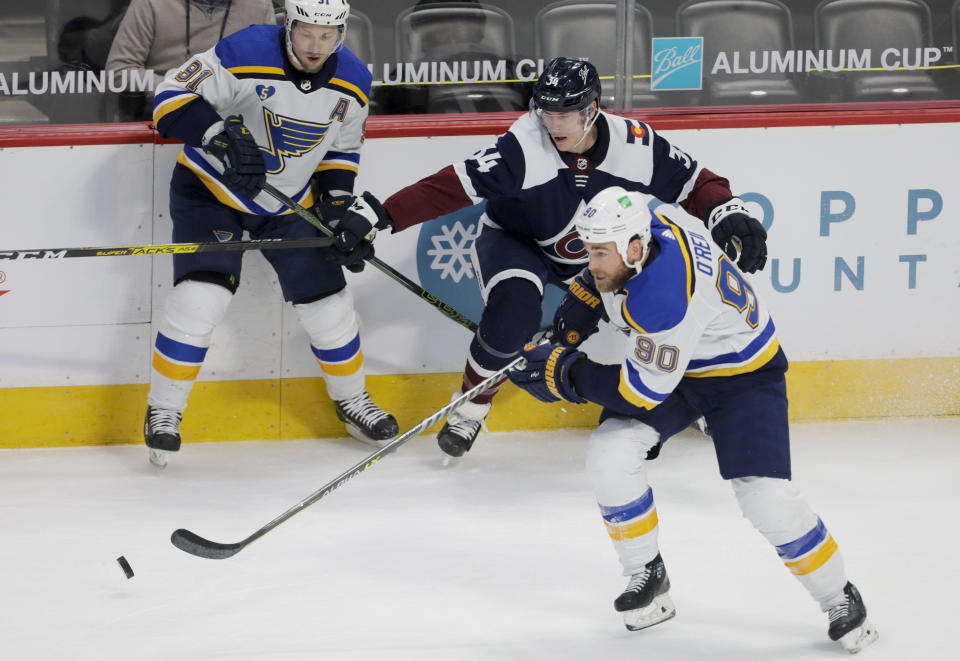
top-left (604, 213), bottom-right (780, 410)
top-left (153, 25), bottom-right (371, 216)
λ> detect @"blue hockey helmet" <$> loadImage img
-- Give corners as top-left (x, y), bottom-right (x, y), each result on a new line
top-left (532, 57), bottom-right (602, 113)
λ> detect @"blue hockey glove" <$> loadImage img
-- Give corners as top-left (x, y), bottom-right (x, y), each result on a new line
top-left (706, 196), bottom-right (768, 273)
top-left (553, 274), bottom-right (604, 347)
top-left (203, 115), bottom-right (266, 200)
top-left (333, 191), bottom-right (392, 252)
top-left (507, 343), bottom-right (587, 405)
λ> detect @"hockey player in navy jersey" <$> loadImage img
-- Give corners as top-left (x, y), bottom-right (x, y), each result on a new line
top-left (507, 187), bottom-right (877, 653)
top-left (337, 56), bottom-right (769, 458)
top-left (143, 0), bottom-right (397, 467)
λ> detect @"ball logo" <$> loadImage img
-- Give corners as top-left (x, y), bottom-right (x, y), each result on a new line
top-left (651, 37), bottom-right (704, 91)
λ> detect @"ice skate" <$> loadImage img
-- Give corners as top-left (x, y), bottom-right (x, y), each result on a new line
top-left (335, 391), bottom-right (399, 448)
top-left (614, 553), bottom-right (676, 631)
top-left (144, 406), bottom-right (183, 468)
top-left (437, 396), bottom-right (490, 459)
top-left (825, 582), bottom-right (878, 654)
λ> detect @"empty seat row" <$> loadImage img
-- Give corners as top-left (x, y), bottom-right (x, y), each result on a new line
top-left (356, 0), bottom-right (956, 110)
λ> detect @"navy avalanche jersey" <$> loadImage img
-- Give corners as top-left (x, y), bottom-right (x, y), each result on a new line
top-left (456, 111), bottom-right (701, 272)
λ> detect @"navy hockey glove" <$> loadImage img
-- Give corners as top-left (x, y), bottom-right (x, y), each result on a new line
top-left (553, 275), bottom-right (604, 347)
top-left (507, 343), bottom-right (587, 405)
top-left (203, 115), bottom-right (266, 200)
top-left (323, 239), bottom-right (374, 274)
top-left (312, 193), bottom-right (353, 225)
top-left (706, 196), bottom-right (768, 273)
top-left (333, 192), bottom-right (393, 252)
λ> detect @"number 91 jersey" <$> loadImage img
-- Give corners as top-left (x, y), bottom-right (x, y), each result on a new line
top-left (604, 213), bottom-right (780, 410)
top-left (153, 25), bottom-right (371, 216)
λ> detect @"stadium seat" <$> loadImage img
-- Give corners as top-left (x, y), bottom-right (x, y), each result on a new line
top-left (395, 1), bottom-right (524, 113)
top-left (535, 0), bottom-right (659, 108)
top-left (344, 7), bottom-right (375, 68)
top-left (814, 0), bottom-right (942, 101)
top-left (676, 0), bottom-right (802, 105)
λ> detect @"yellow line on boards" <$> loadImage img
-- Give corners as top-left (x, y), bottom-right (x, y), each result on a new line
top-left (0, 358), bottom-right (956, 449)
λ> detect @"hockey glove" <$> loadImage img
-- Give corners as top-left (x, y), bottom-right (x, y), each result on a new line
top-left (333, 192), bottom-right (393, 252)
top-left (323, 239), bottom-right (374, 274)
top-left (706, 196), bottom-right (768, 273)
top-left (507, 343), bottom-right (587, 405)
top-left (203, 115), bottom-right (266, 200)
top-left (553, 274), bottom-right (604, 347)
top-left (312, 193), bottom-right (353, 225)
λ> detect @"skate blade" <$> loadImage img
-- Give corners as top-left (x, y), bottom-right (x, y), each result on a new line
top-left (838, 619), bottom-right (879, 654)
top-left (343, 423), bottom-right (393, 449)
top-left (623, 594), bottom-right (676, 631)
top-left (148, 448), bottom-right (169, 468)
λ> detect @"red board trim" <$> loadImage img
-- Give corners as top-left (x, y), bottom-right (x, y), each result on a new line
top-left (1, 102), bottom-right (958, 147)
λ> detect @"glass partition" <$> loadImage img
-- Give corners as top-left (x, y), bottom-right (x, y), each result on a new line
top-left (1, 0), bottom-right (958, 126)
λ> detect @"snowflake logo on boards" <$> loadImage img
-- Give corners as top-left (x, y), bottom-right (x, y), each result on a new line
top-left (426, 221), bottom-right (476, 282)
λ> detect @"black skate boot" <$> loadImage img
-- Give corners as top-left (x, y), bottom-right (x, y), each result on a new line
top-left (436, 396), bottom-right (490, 458)
top-left (335, 391), bottom-right (399, 448)
top-left (144, 406), bottom-right (182, 468)
top-left (614, 553), bottom-right (676, 631)
top-left (826, 582), bottom-right (878, 653)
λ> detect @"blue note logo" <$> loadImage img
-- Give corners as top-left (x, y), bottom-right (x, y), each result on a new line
top-left (651, 37), bottom-right (703, 91)
top-left (259, 108), bottom-right (331, 174)
top-left (256, 85), bottom-right (275, 101)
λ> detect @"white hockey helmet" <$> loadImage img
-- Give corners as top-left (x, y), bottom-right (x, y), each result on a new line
top-left (284, 0), bottom-right (350, 57)
top-left (577, 187), bottom-right (655, 271)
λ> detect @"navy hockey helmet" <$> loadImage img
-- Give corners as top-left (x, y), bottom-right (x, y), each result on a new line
top-left (532, 57), bottom-right (602, 113)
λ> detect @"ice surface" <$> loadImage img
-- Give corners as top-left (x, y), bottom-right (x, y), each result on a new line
top-left (1, 417), bottom-right (957, 660)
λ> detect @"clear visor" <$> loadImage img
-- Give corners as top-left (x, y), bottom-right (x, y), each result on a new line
top-left (535, 106), bottom-right (592, 131)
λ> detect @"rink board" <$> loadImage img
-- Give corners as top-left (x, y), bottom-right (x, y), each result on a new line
top-left (0, 116), bottom-right (958, 447)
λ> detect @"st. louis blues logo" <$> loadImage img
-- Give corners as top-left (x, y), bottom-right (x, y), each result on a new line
top-left (260, 108), bottom-right (332, 174)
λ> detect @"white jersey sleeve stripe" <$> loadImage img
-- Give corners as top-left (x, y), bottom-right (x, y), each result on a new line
top-left (153, 93), bottom-right (199, 124)
top-left (618, 362), bottom-right (667, 410)
top-left (452, 161), bottom-right (482, 203)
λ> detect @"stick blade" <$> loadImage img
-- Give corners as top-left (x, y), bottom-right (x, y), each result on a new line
top-left (171, 528), bottom-right (245, 559)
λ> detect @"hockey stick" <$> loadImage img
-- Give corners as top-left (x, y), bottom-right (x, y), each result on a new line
top-left (170, 354), bottom-right (524, 559)
top-left (0, 236), bottom-right (334, 261)
top-left (260, 182), bottom-right (478, 333)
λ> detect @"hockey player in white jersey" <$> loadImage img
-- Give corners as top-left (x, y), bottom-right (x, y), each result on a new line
top-left (336, 57), bottom-right (769, 458)
top-left (144, 0), bottom-right (397, 467)
top-left (507, 187), bottom-right (878, 653)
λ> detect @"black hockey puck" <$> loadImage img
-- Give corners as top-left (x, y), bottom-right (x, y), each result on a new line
top-left (116, 555), bottom-right (134, 579)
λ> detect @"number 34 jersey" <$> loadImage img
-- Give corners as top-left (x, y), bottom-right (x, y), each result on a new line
top-left (603, 213), bottom-right (780, 410)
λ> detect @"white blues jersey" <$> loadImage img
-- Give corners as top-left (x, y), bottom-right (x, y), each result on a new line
top-left (605, 213), bottom-right (779, 410)
top-left (153, 25), bottom-right (370, 215)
